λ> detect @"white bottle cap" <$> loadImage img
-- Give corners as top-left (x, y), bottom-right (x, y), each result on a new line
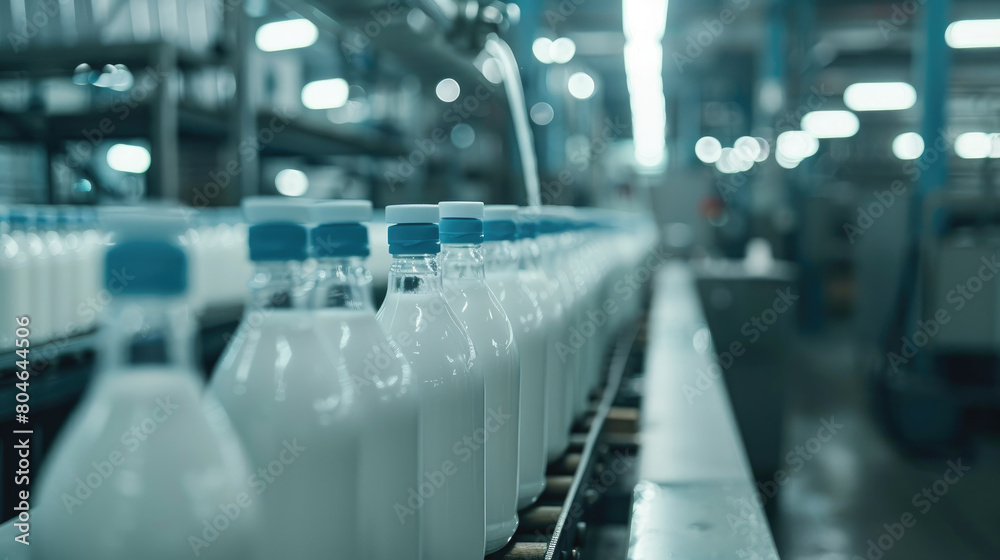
top-left (385, 204), bottom-right (439, 224)
top-left (484, 205), bottom-right (519, 221)
top-left (242, 197), bottom-right (312, 224)
top-left (439, 201), bottom-right (484, 219)
top-left (310, 200), bottom-right (373, 224)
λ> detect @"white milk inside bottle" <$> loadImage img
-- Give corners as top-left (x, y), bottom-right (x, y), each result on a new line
top-left (11, 208), bottom-right (53, 343)
top-left (307, 200), bottom-right (419, 560)
top-left (209, 197), bottom-right (360, 559)
top-left (1, 207), bottom-right (30, 351)
top-left (518, 209), bottom-right (571, 463)
top-left (40, 208), bottom-right (74, 340)
top-left (438, 201), bottom-right (520, 553)
top-left (484, 205), bottom-right (547, 509)
top-left (537, 213), bottom-right (579, 448)
top-left (32, 210), bottom-right (262, 560)
top-left (376, 204), bottom-right (486, 560)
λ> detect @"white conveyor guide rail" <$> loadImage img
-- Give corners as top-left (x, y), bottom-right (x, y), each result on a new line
top-left (627, 264), bottom-right (780, 559)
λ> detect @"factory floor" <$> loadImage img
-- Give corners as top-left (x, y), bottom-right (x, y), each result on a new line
top-left (774, 329), bottom-right (1000, 560)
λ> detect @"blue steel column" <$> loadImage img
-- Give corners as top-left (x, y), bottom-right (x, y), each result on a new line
top-left (915, 0), bottom-right (951, 231)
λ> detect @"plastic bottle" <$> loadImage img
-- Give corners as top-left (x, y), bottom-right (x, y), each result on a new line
top-left (308, 200), bottom-right (420, 560)
top-left (40, 208), bottom-right (74, 341)
top-left (32, 210), bottom-right (262, 560)
top-left (376, 204), bottom-right (485, 560)
top-left (0, 207), bottom-right (30, 351)
top-left (10, 208), bottom-right (53, 343)
top-left (483, 205), bottom-right (548, 509)
top-left (518, 208), bottom-right (572, 463)
top-left (208, 197), bottom-right (360, 559)
top-left (438, 201), bottom-right (520, 553)
top-left (537, 212), bottom-right (580, 448)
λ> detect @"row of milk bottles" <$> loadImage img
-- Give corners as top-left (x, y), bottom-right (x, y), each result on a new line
top-left (30, 198), bottom-right (657, 560)
top-left (0, 205), bottom-right (251, 351)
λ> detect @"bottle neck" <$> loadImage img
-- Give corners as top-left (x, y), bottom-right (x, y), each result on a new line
top-left (440, 243), bottom-right (486, 281)
top-left (309, 256), bottom-right (374, 311)
top-left (99, 297), bottom-right (195, 374)
top-left (248, 261), bottom-right (309, 312)
top-left (387, 254), bottom-right (442, 296)
top-left (484, 240), bottom-right (519, 275)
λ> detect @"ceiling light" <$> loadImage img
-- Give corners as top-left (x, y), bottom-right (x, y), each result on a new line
top-left (550, 38), bottom-right (576, 64)
top-left (801, 110), bottom-right (859, 139)
top-left (106, 144), bottom-right (151, 174)
top-left (891, 132), bottom-right (924, 160)
top-left (435, 78), bottom-right (461, 103)
top-left (255, 19), bottom-right (319, 52)
top-left (567, 72), bottom-right (595, 100)
top-left (695, 137), bottom-right (722, 164)
top-left (844, 82), bottom-right (916, 111)
top-left (533, 37), bottom-right (553, 64)
top-left (776, 131), bottom-right (819, 160)
top-left (530, 102), bottom-right (554, 126)
top-left (945, 19), bottom-right (1000, 49)
top-left (955, 132), bottom-right (992, 159)
top-left (301, 78), bottom-right (349, 110)
top-left (275, 169), bottom-right (309, 197)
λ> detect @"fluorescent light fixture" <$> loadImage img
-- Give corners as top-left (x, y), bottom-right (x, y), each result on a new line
top-left (568, 72), bottom-right (595, 100)
top-left (623, 0), bottom-right (667, 169)
top-left (946, 19), bottom-right (1000, 49)
top-left (275, 169), bottom-right (309, 196)
top-left (435, 78), bottom-right (461, 102)
top-left (255, 19), bottom-right (319, 52)
top-left (106, 144), bottom-right (150, 173)
top-left (844, 82), bottom-right (916, 111)
top-left (533, 37), bottom-right (553, 64)
top-left (550, 37), bottom-right (577, 64)
top-left (892, 132), bottom-right (924, 160)
top-left (623, 0), bottom-right (667, 41)
top-left (530, 102), bottom-right (554, 126)
top-left (801, 110), bottom-right (859, 139)
top-left (955, 132), bottom-right (992, 159)
top-left (302, 78), bottom-right (349, 110)
top-left (776, 131), bottom-right (819, 160)
top-left (695, 137), bottom-right (722, 164)
top-left (992, 134), bottom-right (1000, 158)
